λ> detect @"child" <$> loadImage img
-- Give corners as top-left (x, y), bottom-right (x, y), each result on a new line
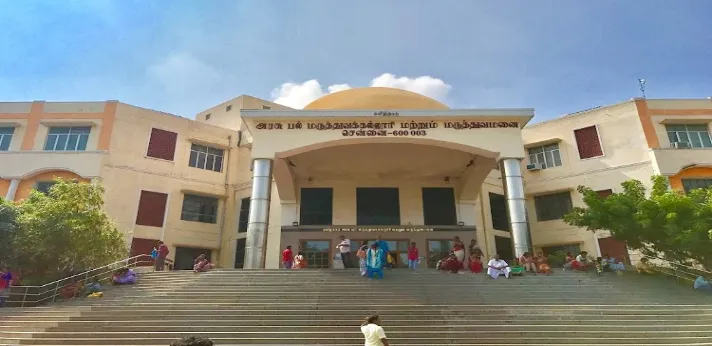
top-left (468, 254), bottom-right (483, 273)
top-left (85, 276), bottom-right (102, 295)
top-left (385, 252), bottom-right (394, 270)
top-left (407, 242), bottom-right (419, 269)
top-left (595, 257), bottom-right (604, 275)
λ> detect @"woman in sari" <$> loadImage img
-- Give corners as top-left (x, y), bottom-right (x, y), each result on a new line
top-left (519, 252), bottom-right (536, 273)
top-left (452, 236), bottom-right (465, 270)
top-left (293, 251), bottom-right (307, 269)
top-left (193, 254), bottom-right (213, 273)
top-left (534, 251), bottom-right (552, 274)
top-left (365, 243), bottom-right (385, 279)
top-left (440, 253), bottom-right (461, 273)
top-left (112, 268), bottom-right (137, 285)
top-left (563, 252), bottom-right (575, 270)
top-left (357, 241), bottom-right (369, 276)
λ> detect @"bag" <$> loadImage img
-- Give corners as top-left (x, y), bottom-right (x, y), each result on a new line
top-left (150, 249), bottom-right (158, 259)
top-left (387, 253), bottom-right (394, 264)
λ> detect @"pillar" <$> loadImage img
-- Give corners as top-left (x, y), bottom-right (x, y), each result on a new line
top-left (501, 158), bottom-right (531, 258)
top-left (243, 159), bottom-right (273, 269)
top-left (5, 179), bottom-right (20, 201)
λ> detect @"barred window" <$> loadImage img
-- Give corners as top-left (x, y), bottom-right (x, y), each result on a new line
top-left (189, 144), bottom-right (224, 172)
top-left (181, 194), bottom-right (218, 224)
top-left (666, 124), bottom-right (712, 148)
top-left (44, 127), bottom-right (90, 151)
top-left (534, 191), bottom-right (573, 221)
top-left (527, 143), bottom-right (562, 169)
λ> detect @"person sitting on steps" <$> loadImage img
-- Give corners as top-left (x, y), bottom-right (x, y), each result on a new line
top-left (487, 253), bottom-right (512, 279)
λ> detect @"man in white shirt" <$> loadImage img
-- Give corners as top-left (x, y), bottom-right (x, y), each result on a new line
top-left (487, 253), bottom-right (511, 279)
top-left (336, 235), bottom-right (352, 269)
top-left (361, 315), bottom-right (389, 346)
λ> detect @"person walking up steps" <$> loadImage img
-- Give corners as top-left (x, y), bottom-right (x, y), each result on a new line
top-left (282, 245), bottom-right (294, 269)
top-left (361, 315), bottom-right (389, 346)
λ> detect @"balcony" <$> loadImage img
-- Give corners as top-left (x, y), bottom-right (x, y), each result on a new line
top-left (0, 150), bottom-right (107, 178)
top-left (650, 147), bottom-right (712, 175)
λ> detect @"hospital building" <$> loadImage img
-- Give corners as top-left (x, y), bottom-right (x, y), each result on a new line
top-left (1, 88), bottom-right (711, 269)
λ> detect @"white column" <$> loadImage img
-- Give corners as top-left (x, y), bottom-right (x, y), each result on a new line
top-left (244, 159), bottom-right (273, 269)
top-left (501, 159), bottom-right (531, 258)
top-left (593, 231), bottom-right (602, 257)
top-left (5, 179), bottom-right (20, 201)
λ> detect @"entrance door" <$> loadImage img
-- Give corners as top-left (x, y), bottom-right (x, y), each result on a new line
top-left (175, 247), bottom-right (212, 270)
top-left (234, 238), bottom-right (246, 269)
top-left (494, 236), bottom-right (514, 262)
top-left (598, 236), bottom-right (631, 264)
top-left (427, 239), bottom-right (453, 268)
top-left (129, 238), bottom-right (158, 266)
top-left (384, 240), bottom-right (409, 268)
top-left (300, 240), bottom-right (331, 269)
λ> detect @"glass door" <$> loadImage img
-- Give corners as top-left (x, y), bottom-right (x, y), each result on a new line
top-left (300, 240), bottom-right (331, 269)
top-left (427, 239), bottom-right (453, 268)
top-left (384, 240), bottom-right (410, 268)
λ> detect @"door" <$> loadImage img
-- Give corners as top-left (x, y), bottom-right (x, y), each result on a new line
top-left (300, 240), bottom-right (331, 269)
top-left (598, 236), bottom-right (631, 264)
top-left (383, 240), bottom-right (410, 268)
top-left (494, 236), bottom-right (514, 262)
top-left (174, 247), bottom-right (212, 270)
top-left (427, 239), bottom-right (453, 268)
top-left (129, 238), bottom-right (158, 266)
top-left (234, 238), bottom-right (246, 269)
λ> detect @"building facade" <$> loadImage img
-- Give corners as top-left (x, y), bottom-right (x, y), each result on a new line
top-left (1, 89), bottom-right (711, 269)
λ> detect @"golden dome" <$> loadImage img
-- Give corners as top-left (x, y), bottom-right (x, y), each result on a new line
top-left (303, 87), bottom-right (449, 110)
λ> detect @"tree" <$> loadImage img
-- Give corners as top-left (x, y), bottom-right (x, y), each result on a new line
top-left (12, 179), bottom-right (127, 280)
top-left (0, 197), bottom-right (18, 266)
top-left (564, 175), bottom-right (712, 269)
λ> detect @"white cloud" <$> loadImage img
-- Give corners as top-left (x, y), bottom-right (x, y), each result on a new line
top-left (271, 73), bottom-right (451, 109)
top-left (147, 52), bottom-right (221, 94)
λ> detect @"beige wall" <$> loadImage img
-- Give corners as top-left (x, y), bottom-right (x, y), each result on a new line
top-left (195, 95), bottom-right (292, 131)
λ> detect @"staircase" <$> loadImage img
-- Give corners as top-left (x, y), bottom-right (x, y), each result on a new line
top-left (2, 269), bottom-right (712, 345)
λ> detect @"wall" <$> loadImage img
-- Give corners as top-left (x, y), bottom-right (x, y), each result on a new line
top-left (195, 95), bottom-right (292, 131)
top-left (521, 100), bottom-right (655, 256)
top-left (101, 103), bottom-right (241, 264)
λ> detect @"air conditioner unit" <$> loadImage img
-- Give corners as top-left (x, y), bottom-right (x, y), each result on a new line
top-left (672, 141), bottom-right (691, 149)
top-left (526, 163), bottom-right (545, 171)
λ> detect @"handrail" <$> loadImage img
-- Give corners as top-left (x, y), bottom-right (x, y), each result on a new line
top-left (645, 255), bottom-right (710, 283)
top-left (5, 254), bottom-right (167, 307)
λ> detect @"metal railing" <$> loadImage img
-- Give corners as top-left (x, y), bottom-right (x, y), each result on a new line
top-left (5, 254), bottom-right (165, 308)
top-left (645, 255), bottom-right (712, 283)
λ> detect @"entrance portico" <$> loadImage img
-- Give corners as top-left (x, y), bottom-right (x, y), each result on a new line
top-left (239, 87), bottom-right (535, 269)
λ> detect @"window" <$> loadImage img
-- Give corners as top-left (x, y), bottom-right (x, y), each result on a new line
top-left (682, 179), bottom-right (712, 193)
top-left (181, 194), bottom-right (218, 224)
top-left (262, 105), bottom-right (271, 110)
top-left (596, 189), bottom-right (613, 198)
top-left (146, 128), bottom-right (178, 161)
top-left (189, 144), bottom-right (224, 172)
top-left (300, 188), bottom-right (333, 225)
top-left (574, 126), bottom-right (603, 159)
top-left (534, 191), bottom-right (573, 221)
top-left (238, 197), bottom-right (250, 233)
top-left (357, 188), bottom-right (400, 225)
top-left (527, 143), bottom-right (562, 169)
top-left (422, 188), bottom-right (457, 225)
top-left (226, 105), bottom-right (232, 111)
top-left (135, 191), bottom-right (168, 227)
top-left (44, 127), bottom-right (90, 151)
top-left (0, 127), bottom-right (14, 151)
top-left (666, 124), bottom-right (712, 148)
top-left (205, 113), bottom-right (211, 120)
top-left (35, 181), bottom-right (56, 195)
top-left (489, 192), bottom-right (509, 231)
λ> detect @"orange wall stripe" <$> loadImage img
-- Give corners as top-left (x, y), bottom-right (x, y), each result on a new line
top-left (98, 101), bottom-right (118, 150)
top-left (20, 101), bottom-right (44, 150)
top-left (634, 99), bottom-right (660, 149)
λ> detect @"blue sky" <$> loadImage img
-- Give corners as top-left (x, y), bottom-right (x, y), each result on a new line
top-left (0, 1), bottom-right (710, 122)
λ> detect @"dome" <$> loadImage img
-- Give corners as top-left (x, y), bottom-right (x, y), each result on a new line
top-left (303, 87), bottom-right (449, 110)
